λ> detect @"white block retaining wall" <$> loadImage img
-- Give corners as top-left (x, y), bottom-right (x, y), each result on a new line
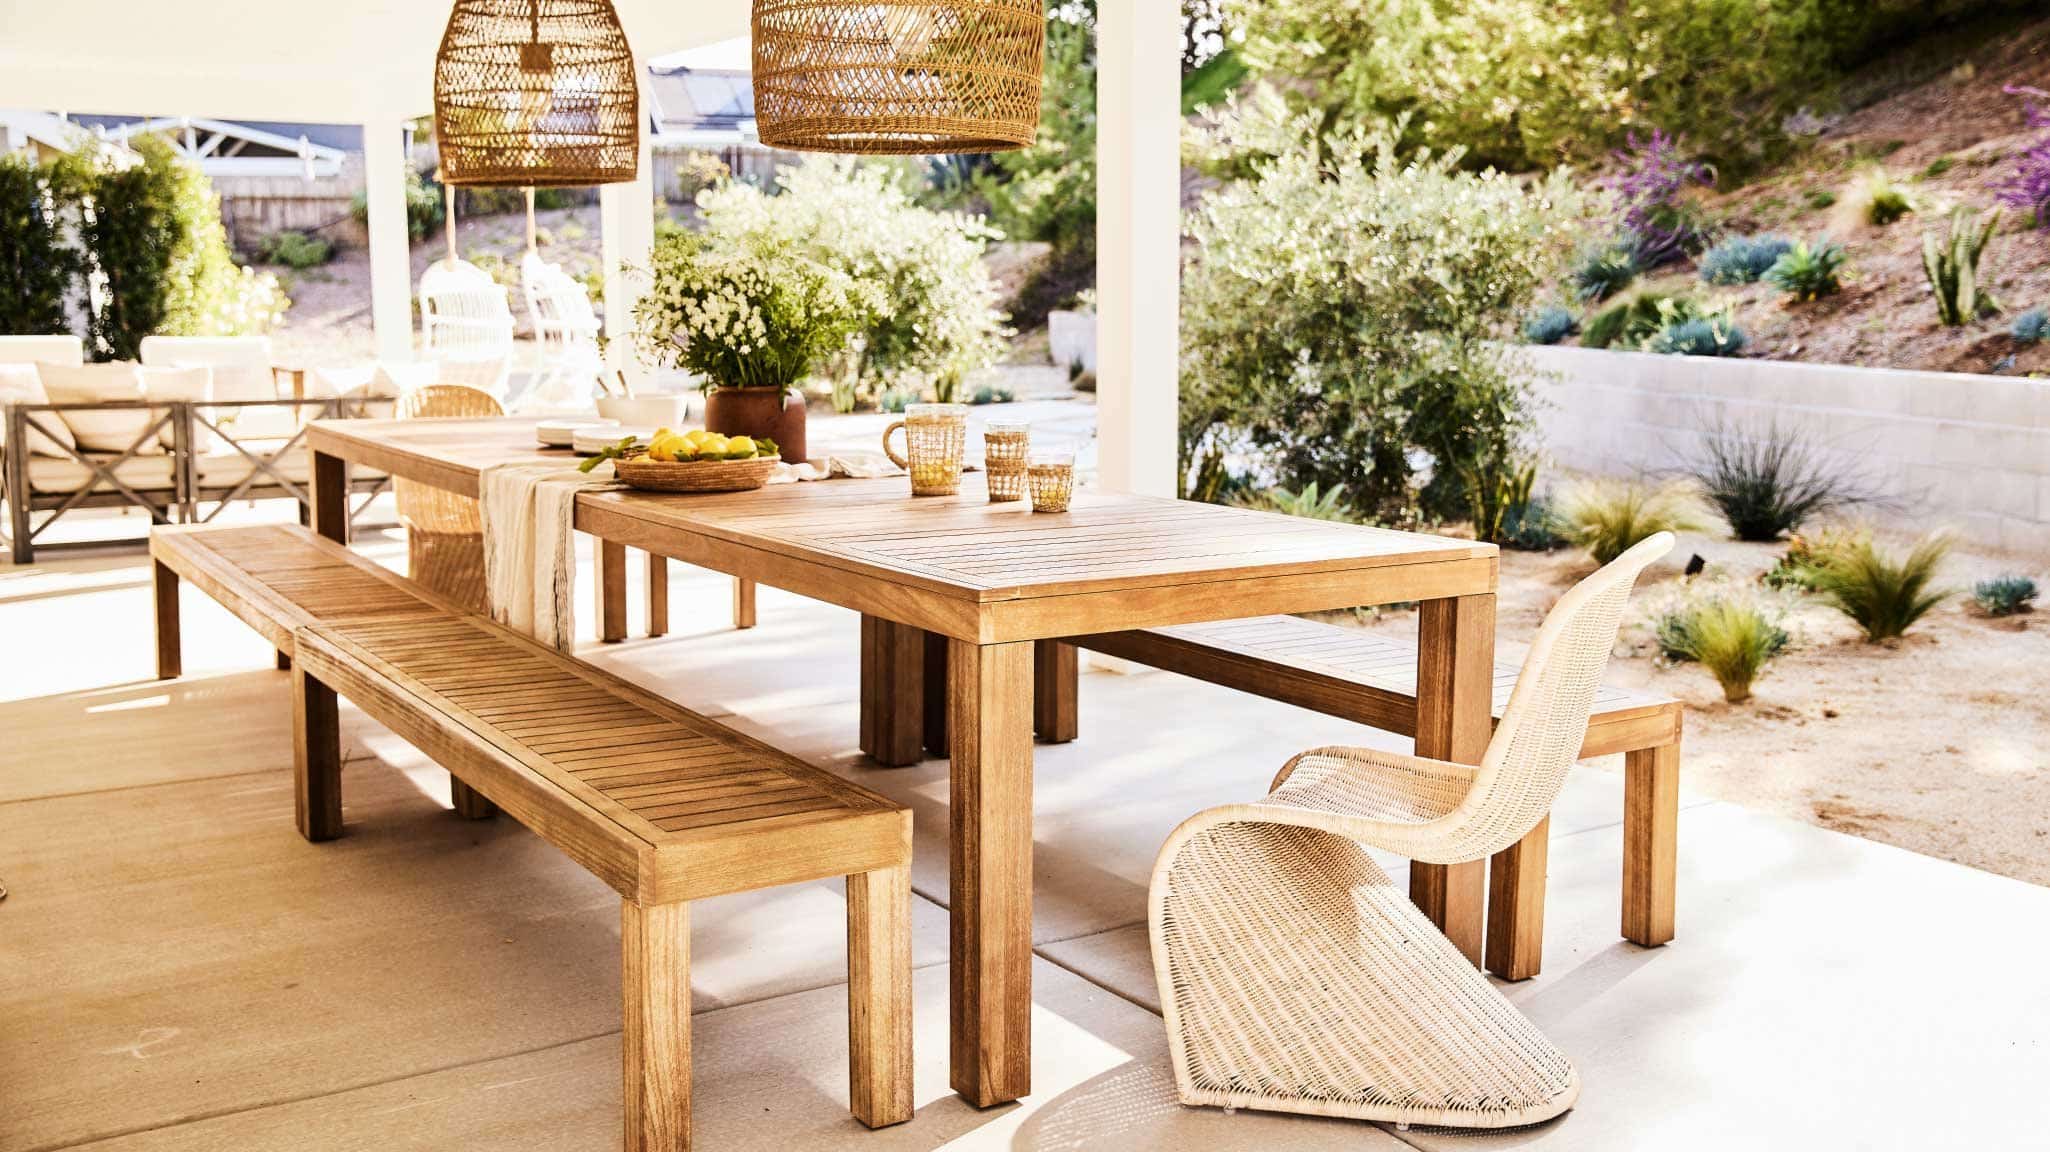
top-left (1523, 345), bottom-right (2050, 556)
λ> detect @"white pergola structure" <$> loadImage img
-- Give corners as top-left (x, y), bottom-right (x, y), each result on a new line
top-left (0, 0), bottom-right (1182, 495)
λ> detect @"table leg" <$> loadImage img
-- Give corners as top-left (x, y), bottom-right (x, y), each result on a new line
top-left (732, 577), bottom-right (757, 630)
top-left (1032, 640), bottom-right (1078, 744)
top-left (859, 615), bottom-right (925, 767)
top-left (922, 631), bottom-right (949, 757)
top-left (598, 539), bottom-right (628, 644)
top-left (1412, 592), bottom-right (1494, 969)
top-left (948, 638), bottom-right (1034, 1108)
top-left (1623, 738), bottom-right (1681, 947)
top-left (645, 553), bottom-right (668, 638)
top-left (310, 449), bottom-right (348, 544)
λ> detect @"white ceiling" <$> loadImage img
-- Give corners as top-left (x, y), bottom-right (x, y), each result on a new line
top-left (0, 0), bottom-right (751, 125)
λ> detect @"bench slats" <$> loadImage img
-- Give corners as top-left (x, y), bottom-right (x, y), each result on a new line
top-left (1079, 613), bottom-right (1680, 760)
top-left (307, 611), bottom-right (908, 904)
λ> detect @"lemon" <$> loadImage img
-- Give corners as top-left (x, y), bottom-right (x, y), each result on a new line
top-left (699, 434), bottom-right (730, 456)
top-left (682, 428), bottom-right (713, 447)
top-left (722, 435), bottom-right (757, 459)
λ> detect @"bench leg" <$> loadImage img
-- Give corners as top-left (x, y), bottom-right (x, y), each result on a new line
top-left (1032, 640), bottom-right (1078, 744)
top-left (1624, 740), bottom-right (1681, 947)
top-left (291, 667), bottom-right (343, 842)
top-left (646, 553), bottom-right (668, 638)
top-left (1486, 815), bottom-right (1550, 980)
top-left (732, 576), bottom-right (756, 630)
top-left (623, 900), bottom-right (691, 1152)
top-left (152, 560), bottom-right (181, 680)
top-left (847, 866), bottom-right (914, 1128)
top-left (599, 539), bottom-right (628, 644)
top-left (860, 615), bottom-right (925, 767)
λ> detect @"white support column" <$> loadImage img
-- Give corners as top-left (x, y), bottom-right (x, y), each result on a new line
top-left (360, 116), bottom-right (414, 363)
top-left (600, 63), bottom-right (658, 390)
top-left (1094, 0), bottom-right (1182, 498)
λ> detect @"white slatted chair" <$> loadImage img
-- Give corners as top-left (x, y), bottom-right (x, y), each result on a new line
top-left (1148, 532), bottom-right (1675, 1130)
top-left (419, 258), bottom-right (514, 395)
top-left (518, 251), bottom-right (604, 411)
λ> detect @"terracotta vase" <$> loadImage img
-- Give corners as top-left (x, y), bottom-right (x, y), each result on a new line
top-left (703, 387), bottom-right (806, 463)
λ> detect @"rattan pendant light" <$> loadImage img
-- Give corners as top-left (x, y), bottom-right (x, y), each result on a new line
top-left (752, 0), bottom-right (1044, 154)
top-left (434, 0), bottom-right (640, 187)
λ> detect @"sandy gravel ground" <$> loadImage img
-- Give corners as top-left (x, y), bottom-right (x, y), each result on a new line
top-left (1351, 526), bottom-right (2050, 887)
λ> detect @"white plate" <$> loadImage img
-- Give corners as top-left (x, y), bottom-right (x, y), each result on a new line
top-left (535, 418), bottom-right (617, 448)
top-left (574, 425), bottom-right (655, 455)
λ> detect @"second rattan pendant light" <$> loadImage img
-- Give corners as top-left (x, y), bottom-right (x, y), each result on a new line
top-left (434, 0), bottom-right (640, 187)
top-left (752, 0), bottom-right (1044, 154)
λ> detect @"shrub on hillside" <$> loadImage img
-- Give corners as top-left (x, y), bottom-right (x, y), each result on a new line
top-left (1179, 90), bottom-right (1583, 522)
top-left (2012, 307), bottom-right (2048, 343)
top-left (1648, 316), bottom-right (1746, 357)
top-left (1991, 92), bottom-right (2050, 227)
top-left (1764, 239), bottom-right (1848, 301)
top-left (1567, 238), bottom-right (1643, 303)
top-left (1522, 305), bottom-right (1578, 345)
top-left (1699, 235), bottom-right (1794, 285)
top-left (1923, 207), bottom-right (2003, 326)
top-left (1601, 130), bottom-right (1710, 266)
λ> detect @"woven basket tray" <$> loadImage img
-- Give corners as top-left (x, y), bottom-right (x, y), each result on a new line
top-left (611, 454), bottom-right (779, 494)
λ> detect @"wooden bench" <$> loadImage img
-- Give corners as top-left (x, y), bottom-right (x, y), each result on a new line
top-left (149, 523), bottom-right (500, 818)
top-left (150, 524), bottom-right (915, 1150)
top-left (1068, 613), bottom-right (1683, 978)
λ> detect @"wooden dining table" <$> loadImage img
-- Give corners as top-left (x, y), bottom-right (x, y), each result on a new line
top-left (304, 415), bottom-right (1509, 1109)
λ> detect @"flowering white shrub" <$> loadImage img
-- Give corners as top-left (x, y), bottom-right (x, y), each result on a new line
top-left (634, 228), bottom-right (882, 392)
top-left (1181, 87), bottom-right (1583, 519)
top-left (697, 157), bottom-right (1009, 399)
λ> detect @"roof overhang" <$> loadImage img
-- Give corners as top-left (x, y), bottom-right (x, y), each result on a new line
top-left (0, 0), bottom-right (750, 125)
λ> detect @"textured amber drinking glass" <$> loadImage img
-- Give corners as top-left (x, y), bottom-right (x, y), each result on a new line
top-left (882, 403), bottom-right (969, 496)
top-left (1028, 443), bottom-right (1076, 513)
top-left (983, 417), bottom-right (1030, 502)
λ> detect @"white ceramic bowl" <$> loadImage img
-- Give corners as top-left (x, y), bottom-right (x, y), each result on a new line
top-left (596, 394), bottom-right (690, 427)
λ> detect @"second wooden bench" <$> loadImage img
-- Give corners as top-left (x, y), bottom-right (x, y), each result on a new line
top-left (151, 524), bottom-right (914, 1150)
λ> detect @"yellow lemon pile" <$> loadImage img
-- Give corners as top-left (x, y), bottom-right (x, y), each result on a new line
top-left (643, 427), bottom-right (776, 463)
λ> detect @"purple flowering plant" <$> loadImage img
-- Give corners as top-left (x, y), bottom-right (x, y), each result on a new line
top-left (1992, 86), bottom-right (2050, 227)
top-left (1599, 129), bottom-right (1711, 266)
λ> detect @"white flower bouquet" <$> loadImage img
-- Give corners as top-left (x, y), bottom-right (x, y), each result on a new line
top-left (633, 229), bottom-right (882, 392)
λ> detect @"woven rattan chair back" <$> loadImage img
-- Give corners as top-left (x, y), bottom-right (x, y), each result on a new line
top-left (396, 384), bottom-right (503, 609)
top-left (1436, 532), bottom-right (1674, 861)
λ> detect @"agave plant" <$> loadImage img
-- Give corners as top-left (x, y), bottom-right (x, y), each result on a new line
top-left (1240, 481), bottom-right (1353, 522)
top-left (1763, 239), bottom-right (1848, 302)
top-left (1972, 575), bottom-right (2038, 617)
top-left (1922, 207), bottom-right (2004, 326)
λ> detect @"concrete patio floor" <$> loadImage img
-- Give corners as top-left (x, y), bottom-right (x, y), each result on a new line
top-left (4, 526), bottom-right (2049, 1151)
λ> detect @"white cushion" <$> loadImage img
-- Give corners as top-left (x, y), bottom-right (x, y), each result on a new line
top-left (37, 362), bottom-right (166, 454)
top-left (198, 363), bottom-right (302, 440)
top-left (0, 335), bottom-right (84, 367)
top-left (139, 365), bottom-right (212, 451)
top-left (27, 452), bottom-right (176, 494)
top-left (0, 363), bottom-right (78, 456)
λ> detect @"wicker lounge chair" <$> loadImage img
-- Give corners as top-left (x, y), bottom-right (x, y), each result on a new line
top-left (1148, 532), bottom-right (1674, 1130)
